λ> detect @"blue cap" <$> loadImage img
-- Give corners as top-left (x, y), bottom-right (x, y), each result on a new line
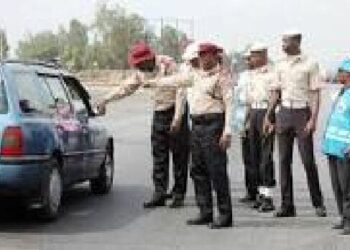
top-left (339, 59), bottom-right (350, 73)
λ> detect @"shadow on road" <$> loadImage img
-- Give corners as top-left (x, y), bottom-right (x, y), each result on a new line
top-left (0, 184), bottom-right (152, 235)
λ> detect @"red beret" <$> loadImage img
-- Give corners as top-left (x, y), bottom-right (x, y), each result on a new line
top-left (128, 42), bottom-right (155, 66)
top-left (199, 42), bottom-right (223, 55)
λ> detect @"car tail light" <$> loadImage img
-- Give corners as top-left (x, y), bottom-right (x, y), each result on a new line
top-left (1, 127), bottom-right (23, 156)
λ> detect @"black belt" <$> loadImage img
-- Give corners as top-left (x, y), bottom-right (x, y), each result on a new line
top-left (190, 113), bottom-right (224, 125)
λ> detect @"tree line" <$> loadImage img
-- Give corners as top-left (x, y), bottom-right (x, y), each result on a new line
top-left (1, 3), bottom-right (188, 71)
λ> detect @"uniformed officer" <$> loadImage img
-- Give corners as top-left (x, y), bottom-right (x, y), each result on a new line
top-left (247, 43), bottom-right (276, 212)
top-left (264, 31), bottom-right (327, 217)
top-left (147, 42), bottom-right (233, 229)
top-left (322, 59), bottom-right (350, 235)
top-left (96, 42), bottom-right (190, 209)
top-left (233, 51), bottom-right (257, 203)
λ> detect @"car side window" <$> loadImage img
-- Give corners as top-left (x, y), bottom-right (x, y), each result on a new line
top-left (0, 75), bottom-right (8, 114)
top-left (12, 70), bottom-right (55, 114)
top-left (43, 76), bottom-right (70, 105)
top-left (66, 83), bottom-right (88, 113)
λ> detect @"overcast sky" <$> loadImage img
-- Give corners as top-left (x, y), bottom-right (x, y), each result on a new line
top-left (0, 0), bottom-right (349, 68)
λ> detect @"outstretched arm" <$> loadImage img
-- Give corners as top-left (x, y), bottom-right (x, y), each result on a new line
top-left (145, 72), bottom-right (194, 89)
top-left (101, 74), bottom-right (142, 105)
top-left (95, 74), bottom-right (142, 114)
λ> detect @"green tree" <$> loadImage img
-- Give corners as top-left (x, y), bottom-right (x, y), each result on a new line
top-left (60, 19), bottom-right (88, 70)
top-left (92, 3), bottom-right (149, 69)
top-left (158, 25), bottom-right (186, 61)
top-left (16, 31), bottom-right (59, 61)
top-left (84, 36), bottom-right (113, 70)
top-left (0, 29), bottom-right (10, 59)
top-left (15, 2), bottom-right (189, 70)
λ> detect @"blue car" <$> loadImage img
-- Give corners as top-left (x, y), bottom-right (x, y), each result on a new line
top-left (0, 60), bottom-right (114, 219)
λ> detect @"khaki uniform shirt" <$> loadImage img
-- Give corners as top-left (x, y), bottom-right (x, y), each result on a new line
top-left (247, 65), bottom-right (275, 105)
top-left (272, 54), bottom-right (321, 102)
top-left (103, 55), bottom-right (186, 122)
top-left (152, 65), bottom-right (233, 135)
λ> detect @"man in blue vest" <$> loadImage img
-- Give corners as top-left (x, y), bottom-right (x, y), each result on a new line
top-left (232, 51), bottom-right (257, 203)
top-left (322, 59), bottom-right (350, 235)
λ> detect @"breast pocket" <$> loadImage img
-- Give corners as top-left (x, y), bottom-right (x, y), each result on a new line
top-left (293, 69), bottom-right (310, 90)
top-left (203, 78), bottom-right (222, 100)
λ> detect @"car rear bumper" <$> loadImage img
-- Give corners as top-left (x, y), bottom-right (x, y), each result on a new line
top-left (0, 156), bottom-right (50, 198)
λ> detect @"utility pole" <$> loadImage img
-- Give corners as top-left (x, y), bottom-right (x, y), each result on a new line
top-left (0, 28), bottom-right (3, 61)
top-left (145, 17), bottom-right (195, 58)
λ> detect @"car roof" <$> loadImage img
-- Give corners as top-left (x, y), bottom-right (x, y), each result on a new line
top-left (0, 60), bottom-right (73, 76)
top-left (0, 60), bottom-right (90, 99)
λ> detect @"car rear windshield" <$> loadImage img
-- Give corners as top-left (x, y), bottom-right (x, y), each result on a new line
top-left (0, 75), bottom-right (8, 114)
top-left (11, 69), bottom-right (56, 114)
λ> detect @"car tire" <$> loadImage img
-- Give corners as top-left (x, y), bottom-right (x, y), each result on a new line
top-left (38, 159), bottom-right (63, 220)
top-left (90, 149), bottom-right (114, 195)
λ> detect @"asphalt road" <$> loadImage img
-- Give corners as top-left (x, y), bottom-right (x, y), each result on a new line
top-left (1, 86), bottom-right (350, 250)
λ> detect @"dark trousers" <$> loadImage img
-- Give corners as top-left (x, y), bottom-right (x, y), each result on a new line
top-left (248, 109), bottom-right (275, 191)
top-left (276, 107), bottom-right (324, 209)
top-left (151, 106), bottom-right (190, 199)
top-left (190, 113), bottom-right (232, 217)
top-left (328, 156), bottom-right (350, 220)
top-left (241, 134), bottom-right (256, 197)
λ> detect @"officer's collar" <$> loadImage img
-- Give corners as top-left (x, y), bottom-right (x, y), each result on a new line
top-left (253, 64), bottom-right (270, 73)
top-left (200, 64), bottom-right (222, 76)
top-left (285, 53), bottom-right (306, 63)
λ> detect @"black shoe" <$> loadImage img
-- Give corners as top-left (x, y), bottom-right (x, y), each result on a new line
top-left (187, 214), bottom-right (213, 226)
top-left (258, 198), bottom-right (275, 213)
top-left (341, 228), bottom-right (350, 235)
top-left (315, 206), bottom-right (327, 217)
top-left (143, 196), bottom-right (166, 209)
top-left (274, 207), bottom-right (296, 217)
top-left (239, 195), bottom-right (256, 203)
top-left (164, 193), bottom-right (173, 200)
top-left (332, 220), bottom-right (344, 230)
top-left (169, 199), bottom-right (184, 209)
top-left (341, 220), bottom-right (350, 235)
top-left (208, 215), bottom-right (233, 229)
top-left (252, 200), bottom-right (262, 209)
top-left (252, 194), bottom-right (263, 209)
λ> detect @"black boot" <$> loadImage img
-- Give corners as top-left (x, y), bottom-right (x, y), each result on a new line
top-left (315, 206), bottom-right (327, 217)
top-left (274, 206), bottom-right (296, 217)
top-left (252, 194), bottom-right (263, 209)
top-left (332, 219), bottom-right (344, 230)
top-left (342, 219), bottom-right (350, 235)
top-left (209, 214), bottom-right (233, 229)
top-left (169, 198), bottom-right (184, 209)
top-left (187, 213), bottom-right (213, 226)
top-left (164, 193), bottom-right (173, 200)
top-left (239, 194), bottom-right (256, 203)
top-left (143, 194), bottom-right (166, 209)
top-left (258, 197), bottom-right (275, 213)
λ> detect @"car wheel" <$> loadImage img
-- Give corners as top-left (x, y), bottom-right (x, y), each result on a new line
top-left (90, 150), bottom-right (114, 195)
top-left (39, 159), bottom-right (63, 220)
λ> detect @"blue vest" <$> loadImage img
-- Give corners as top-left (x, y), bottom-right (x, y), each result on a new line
top-left (231, 72), bottom-right (250, 134)
top-left (322, 87), bottom-right (350, 158)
